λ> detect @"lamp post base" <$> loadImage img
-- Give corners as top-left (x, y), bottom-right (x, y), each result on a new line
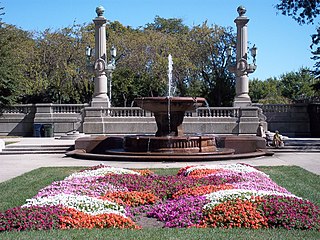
top-left (91, 97), bottom-right (110, 108)
top-left (233, 96), bottom-right (252, 107)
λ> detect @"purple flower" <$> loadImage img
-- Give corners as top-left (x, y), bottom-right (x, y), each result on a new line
top-left (147, 196), bottom-right (209, 228)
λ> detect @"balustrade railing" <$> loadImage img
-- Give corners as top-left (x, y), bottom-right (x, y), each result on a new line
top-left (197, 107), bottom-right (240, 117)
top-left (3, 104), bottom-right (34, 114)
top-left (97, 107), bottom-right (240, 118)
top-left (254, 104), bottom-right (307, 113)
top-left (52, 104), bottom-right (89, 113)
top-left (108, 107), bottom-right (148, 117)
top-left (2, 104), bottom-right (246, 118)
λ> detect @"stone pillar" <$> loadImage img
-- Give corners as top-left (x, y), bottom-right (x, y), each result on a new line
top-left (231, 6), bottom-right (256, 107)
top-left (91, 6), bottom-right (110, 108)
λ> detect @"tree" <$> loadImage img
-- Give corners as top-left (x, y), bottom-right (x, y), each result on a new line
top-left (249, 68), bottom-right (317, 103)
top-left (276, 1), bottom-right (320, 80)
top-left (105, 23), bottom-right (167, 106)
top-left (0, 3), bottom-right (4, 26)
top-left (279, 68), bottom-right (316, 102)
top-left (249, 77), bottom-right (291, 104)
top-left (145, 16), bottom-right (189, 34)
top-left (311, 79), bottom-right (320, 101)
top-left (0, 15), bottom-right (237, 107)
top-left (20, 24), bottom-right (94, 104)
top-left (0, 24), bottom-right (33, 111)
top-left (188, 22), bottom-right (236, 106)
top-left (106, 18), bottom-right (194, 106)
top-left (276, 0), bottom-right (320, 24)
top-left (105, 17), bottom-right (237, 107)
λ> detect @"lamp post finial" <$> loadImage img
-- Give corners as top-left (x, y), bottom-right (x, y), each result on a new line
top-left (237, 6), bottom-right (246, 16)
top-left (96, 6), bottom-right (105, 17)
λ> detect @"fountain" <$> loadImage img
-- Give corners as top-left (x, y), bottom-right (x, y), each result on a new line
top-left (68, 55), bottom-right (270, 161)
top-left (124, 96), bottom-right (217, 153)
top-left (123, 55), bottom-right (218, 154)
top-left (67, 6), bottom-right (272, 161)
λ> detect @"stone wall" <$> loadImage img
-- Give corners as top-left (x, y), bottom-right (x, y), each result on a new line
top-left (82, 106), bottom-right (263, 136)
top-left (2, 103), bottom-right (318, 137)
top-left (0, 104), bottom-right (88, 137)
top-left (255, 104), bottom-right (311, 137)
top-left (0, 105), bottom-right (35, 136)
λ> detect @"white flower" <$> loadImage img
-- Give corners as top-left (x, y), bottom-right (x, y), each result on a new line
top-left (22, 193), bottom-right (127, 217)
top-left (203, 189), bottom-right (301, 210)
top-left (183, 163), bottom-right (269, 177)
top-left (65, 166), bottom-right (140, 180)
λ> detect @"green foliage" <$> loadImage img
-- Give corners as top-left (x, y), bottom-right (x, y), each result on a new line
top-left (249, 68), bottom-right (317, 103)
top-left (103, 17), bottom-right (237, 106)
top-left (20, 25), bottom-right (94, 104)
top-left (249, 77), bottom-right (291, 104)
top-left (312, 79), bottom-right (320, 93)
top-left (276, 0), bottom-right (320, 25)
top-left (145, 16), bottom-right (189, 34)
top-left (188, 23), bottom-right (236, 106)
top-left (280, 68), bottom-right (316, 101)
top-left (0, 16), bottom-right (235, 106)
top-left (276, 1), bottom-right (320, 80)
top-left (0, 24), bottom-right (32, 111)
top-left (311, 28), bottom-right (320, 79)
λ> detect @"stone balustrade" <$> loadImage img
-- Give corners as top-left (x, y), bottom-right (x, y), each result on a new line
top-left (82, 106), bottom-right (261, 136)
top-left (3, 104), bottom-right (35, 114)
top-left (52, 104), bottom-right (88, 113)
top-left (0, 104), bottom-right (87, 136)
top-left (1, 103), bottom-right (318, 137)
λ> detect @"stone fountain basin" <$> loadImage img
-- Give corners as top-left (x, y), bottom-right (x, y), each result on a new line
top-left (123, 135), bottom-right (217, 153)
top-left (134, 97), bottom-right (206, 112)
top-left (67, 135), bottom-right (273, 161)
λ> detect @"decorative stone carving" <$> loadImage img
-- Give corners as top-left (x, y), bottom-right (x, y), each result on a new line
top-left (94, 58), bottom-right (106, 73)
top-left (237, 58), bottom-right (248, 73)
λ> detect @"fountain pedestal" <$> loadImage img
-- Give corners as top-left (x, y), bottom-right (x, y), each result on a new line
top-left (134, 97), bottom-right (206, 137)
top-left (124, 96), bottom-right (217, 153)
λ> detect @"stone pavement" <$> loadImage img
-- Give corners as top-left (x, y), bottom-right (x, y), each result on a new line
top-left (0, 137), bottom-right (319, 183)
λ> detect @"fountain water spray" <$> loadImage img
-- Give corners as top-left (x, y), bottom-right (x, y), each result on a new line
top-left (168, 54), bottom-right (173, 97)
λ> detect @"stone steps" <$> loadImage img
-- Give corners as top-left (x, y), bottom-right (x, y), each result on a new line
top-left (0, 144), bottom-right (74, 155)
top-left (267, 140), bottom-right (320, 152)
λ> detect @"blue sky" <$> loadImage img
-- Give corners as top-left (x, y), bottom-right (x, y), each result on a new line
top-left (1, 0), bottom-right (317, 80)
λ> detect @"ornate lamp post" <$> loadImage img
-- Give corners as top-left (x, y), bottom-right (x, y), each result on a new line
top-left (228, 6), bottom-right (257, 107)
top-left (86, 6), bottom-right (116, 107)
top-left (107, 45), bottom-right (117, 103)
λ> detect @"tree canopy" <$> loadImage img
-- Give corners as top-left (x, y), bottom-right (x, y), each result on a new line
top-left (1, 10), bottom-right (318, 108)
top-left (276, 0), bottom-right (320, 86)
top-left (249, 67), bottom-right (318, 104)
top-left (0, 24), bottom-right (33, 111)
top-left (0, 16), bottom-right (238, 107)
top-left (276, 0), bottom-right (320, 24)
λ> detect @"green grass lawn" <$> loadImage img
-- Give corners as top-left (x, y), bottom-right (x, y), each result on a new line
top-left (0, 165), bottom-right (319, 240)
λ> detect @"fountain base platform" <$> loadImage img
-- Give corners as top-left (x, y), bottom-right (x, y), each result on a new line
top-left (66, 135), bottom-right (273, 161)
top-left (124, 135), bottom-right (217, 153)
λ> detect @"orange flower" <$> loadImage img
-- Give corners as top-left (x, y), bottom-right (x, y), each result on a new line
top-left (187, 169), bottom-right (222, 178)
top-left (59, 207), bottom-right (141, 230)
top-left (199, 197), bottom-right (268, 229)
top-left (172, 184), bottom-right (233, 198)
top-left (100, 191), bottom-right (159, 207)
top-left (133, 169), bottom-right (154, 176)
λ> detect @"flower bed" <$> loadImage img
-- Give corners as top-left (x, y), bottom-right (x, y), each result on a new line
top-left (0, 164), bottom-right (319, 232)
